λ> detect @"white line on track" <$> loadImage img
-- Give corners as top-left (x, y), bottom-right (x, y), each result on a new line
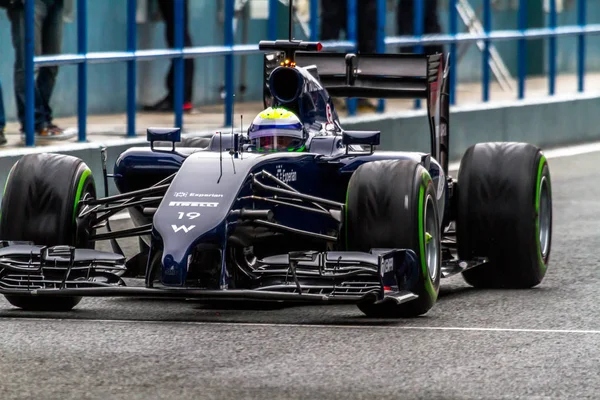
top-left (448, 140), bottom-right (600, 171)
top-left (2, 317), bottom-right (600, 334)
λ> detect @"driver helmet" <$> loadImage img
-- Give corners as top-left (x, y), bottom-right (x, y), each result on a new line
top-left (248, 107), bottom-right (307, 152)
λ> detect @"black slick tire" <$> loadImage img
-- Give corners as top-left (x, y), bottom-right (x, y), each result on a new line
top-left (456, 142), bottom-right (552, 288)
top-left (346, 160), bottom-right (442, 318)
top-left (0, 153), bottom-right (96, 311)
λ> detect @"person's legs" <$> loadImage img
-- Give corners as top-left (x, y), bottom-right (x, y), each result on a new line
top-left (320, 0), bottom-right (349, 112)
top-left (147, 0), bottom-right (194, 111)
top-left (357, 0), bottom-right (377, 54)
top-left (396, 0), bottom-right (414, 53)
top-left (355, 0), bottom-right (377, 111)
top-left (0, 79), bottom-right (6, 145)
top-left (397, 0), bottom-right (443, 55)
top-left (8, 0), bottom-right (50, 133)
top-left (320, 0), bottom-right (346, 41)
top-left (38, 0), bottom-right (64, 131)
top-left (165, 0), bottom-right (194, 105)
top-left (424, 0), bottom-right (444, 56)
top-left (0, 80), bottom-right (5, 129)
top-left (182, 4), bottom-right (194, 106)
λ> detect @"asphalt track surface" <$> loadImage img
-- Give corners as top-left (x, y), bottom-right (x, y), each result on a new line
top-left (1, 146), bottom-right (600, 399)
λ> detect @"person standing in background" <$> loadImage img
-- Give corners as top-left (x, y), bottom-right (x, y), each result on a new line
top-left (4, 0), bottom-right (74, 140)
top-left (320, 0), bottom-right (378, 112)
top-left (397, 0), bottom-right (444, 56)
top-left (0, 79), bottom-right (6, 146)
top-left (143, 0), bottom-right (195, 113)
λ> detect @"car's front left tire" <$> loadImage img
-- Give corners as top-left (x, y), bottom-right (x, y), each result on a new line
top-left (0, 153), bottom-right (96, 311)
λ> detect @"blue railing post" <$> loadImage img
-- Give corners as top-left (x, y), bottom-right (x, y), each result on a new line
top-left (309, 0), bottom-right (318, 41)
top-left (376, 0), bottom-right (385, 113)
top-left (224, 0), bottom-right (235, 127)
top-left (577, 0), bottom-right (586, 92)
top-left (77, 0), bottom-right (87, 142)
top-left (548, 0), bottom-right (557, 96)
top-left (173, 0), bottom-right (184, 129)
top-left (414, 0), bottom-right (424, 109)
top-left (268, 0), bottom-right (278, 40)
top-left (126, 0), bottom-right (137, 137)
top-left (517, 0), bottom-right (527, 100)
top-left (346, 0), bottom-right (357, 116)
top-left (482, 0), bottom-right (491, 102)
top-left (24, 0), bottom-right (35, 146)
top-left (449, 0), bottom-right (457, 105)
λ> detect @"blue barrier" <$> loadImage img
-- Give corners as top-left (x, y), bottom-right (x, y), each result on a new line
top-left (448, 0), bottom-right (458, 105)
top-left (22, 0), bottom-right (598, 146)
top-left (482, 0), bottom-right (490, 102)
top-left (126, 0), bottom-right (136, 137)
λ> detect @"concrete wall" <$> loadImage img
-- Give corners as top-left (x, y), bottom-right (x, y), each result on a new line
top-left (2, 0), bottom-right (599, 121)
top-left (345, 91), bottom-right (600, 160)
top-left (1, 92), bottom-right (599, 201)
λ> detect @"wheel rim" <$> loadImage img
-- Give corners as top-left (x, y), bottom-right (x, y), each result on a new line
top-left (538, 176), bottom-right (551, 257)
top-left (424, 194), bottom-right (439, 281)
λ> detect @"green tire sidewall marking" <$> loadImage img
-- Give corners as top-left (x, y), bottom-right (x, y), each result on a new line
top-left (535, 154), bottom-right (548, 274)
top-left (418, 171), bottom-right (437, 300)
top-left (73, 167), bottom-right (92, 224)
top-left (0, 162), bottom-right (18, 224)
top-left (344, 184), bottom-right (350, 250)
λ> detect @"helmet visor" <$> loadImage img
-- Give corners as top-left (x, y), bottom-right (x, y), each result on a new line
top-left (250, 127), bottom-right (305, 152)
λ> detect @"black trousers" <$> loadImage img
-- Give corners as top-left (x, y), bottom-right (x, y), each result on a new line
top-left (320, 0), bottom-right (378, 54)
top-left (157, 0), bottom-right (194, 103)
top-left (397, 0), bottom-right (444, 56)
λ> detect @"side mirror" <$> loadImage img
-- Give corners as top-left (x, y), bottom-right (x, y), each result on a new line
top-left (342, 130), bottom-right (381, 146)
top-left (147, 127), bottom-right (181, 151)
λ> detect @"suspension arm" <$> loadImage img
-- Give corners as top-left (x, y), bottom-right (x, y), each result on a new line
top-left (251, 176), bottom-right (344, 209)
top-left (89, 224), bottom-right (152, 241)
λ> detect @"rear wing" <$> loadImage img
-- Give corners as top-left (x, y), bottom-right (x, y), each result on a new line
top-left (262, 49), bottom-right (450, 174)
top-left (294, 52), bottom-right (442, 100)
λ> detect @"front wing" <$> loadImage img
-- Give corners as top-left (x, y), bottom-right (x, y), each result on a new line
top-left (0, 243), bottom-right (421, 306)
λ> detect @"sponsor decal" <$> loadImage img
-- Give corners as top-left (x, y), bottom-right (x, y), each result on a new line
top-left (326, 103), bottom-right (334, 123)
top-left (191, 193), bottom-right (223, 198)
top-left (275, 164), bottom-right (297, 184)
top-left (169, 201), bottom-right (219, 207)
top-left (164, 265), bottom-right (178, 276)
top-left (381, 257), bottom-right (394, 276)
top-left (171, 224), bottom-right (195, 233)
top-left (437, 168), bottom-right (445, 200)
top-left (173, 192), bottom-right (223, 198)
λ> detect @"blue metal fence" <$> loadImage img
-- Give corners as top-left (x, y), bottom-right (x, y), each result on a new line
top-left (22, 0), bottom-right (600, 146)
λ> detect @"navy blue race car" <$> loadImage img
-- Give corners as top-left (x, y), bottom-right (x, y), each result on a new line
top-left (0, 37), bottom-right (552, 317)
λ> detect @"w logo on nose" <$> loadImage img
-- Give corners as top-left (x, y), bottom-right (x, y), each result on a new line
top-left (171, 225), bottom-right (195, 233)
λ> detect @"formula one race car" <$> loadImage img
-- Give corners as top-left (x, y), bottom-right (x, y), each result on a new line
top-left (0, 35), bottom-right (552, 317)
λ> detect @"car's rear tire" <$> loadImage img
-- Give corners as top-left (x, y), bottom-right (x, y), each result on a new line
top-left (346, 160), bottom-right (442, 318)
top-left (0, 153), bottom-right (97, 311)
top-left (456, 142), bottom-right (552, 288)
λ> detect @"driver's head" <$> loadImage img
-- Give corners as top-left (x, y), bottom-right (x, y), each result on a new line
top-left (248, 107), bottom-right (306, 152)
